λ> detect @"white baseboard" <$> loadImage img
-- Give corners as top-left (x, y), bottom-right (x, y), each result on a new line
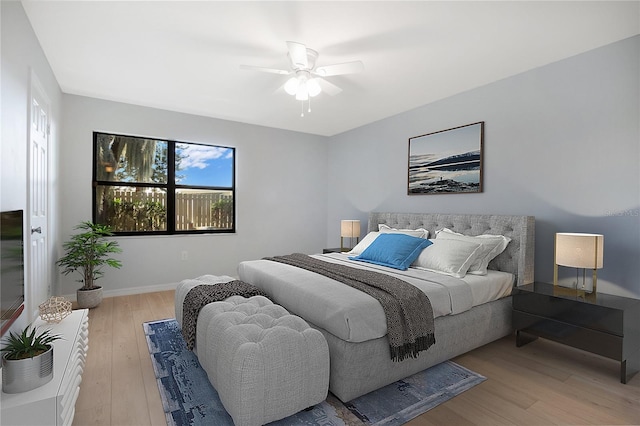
top-left (62, 282), bottom-right (179, 302)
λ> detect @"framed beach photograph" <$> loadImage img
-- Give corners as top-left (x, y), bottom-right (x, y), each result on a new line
top-left (408, 122), bottom-right (484, 195)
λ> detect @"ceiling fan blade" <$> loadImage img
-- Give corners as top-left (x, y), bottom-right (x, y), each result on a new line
top-left (317, 78), bottom-right (342, 96)
top-left (286, 41), bottom-right (308, 69)
top-left (240, 64), bottom-right (290, 75)
top-left (315, 60), bottom-right (364, 77)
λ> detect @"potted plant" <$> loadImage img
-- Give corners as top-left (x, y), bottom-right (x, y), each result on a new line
top-left (1, 325), bottom-right (62, 393)
top-left (57, 221), bottom-right (122, 308)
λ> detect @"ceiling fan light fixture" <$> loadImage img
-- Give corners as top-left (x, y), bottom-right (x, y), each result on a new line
top-left (295, 82), bottom-right (309, 101)
top-left (284, 77), bottom-right (299, 96)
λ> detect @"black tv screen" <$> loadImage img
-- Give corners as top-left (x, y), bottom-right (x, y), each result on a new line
top-left (1, 209), bottom-right (25, 336)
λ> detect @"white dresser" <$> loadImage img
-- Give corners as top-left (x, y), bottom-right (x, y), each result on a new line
top-left (1, 309), bottom-right (89, 426)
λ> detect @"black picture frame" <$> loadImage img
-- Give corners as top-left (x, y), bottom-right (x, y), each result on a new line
top-left (408, 121), bottom-right (484, 195)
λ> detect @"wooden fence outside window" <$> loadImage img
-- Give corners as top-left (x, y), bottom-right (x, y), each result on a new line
top-left (108, 188), bottom-right (233, 231)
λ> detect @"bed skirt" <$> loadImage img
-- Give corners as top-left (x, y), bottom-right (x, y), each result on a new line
top-left (310, 296), bottom-right (513, 402)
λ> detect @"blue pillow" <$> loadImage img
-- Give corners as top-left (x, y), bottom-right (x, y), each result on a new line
top-left (349, 233), bottom-right (433, 270)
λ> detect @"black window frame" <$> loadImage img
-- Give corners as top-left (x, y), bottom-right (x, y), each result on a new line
top-left (92, 131), bottom-right (236, 236)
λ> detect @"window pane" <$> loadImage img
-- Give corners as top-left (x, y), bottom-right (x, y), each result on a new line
top-left (95, 185), bottom-right (167, 232)
top-left (175, 189), bottom-right (233, 231)
top-left (96, 133), bottom-right (168, 183)
top-left (176, 144), bottom-right (233, 187)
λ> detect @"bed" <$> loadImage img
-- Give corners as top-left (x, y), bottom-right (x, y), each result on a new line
top-left (237, 212), bottom-right (535, 402)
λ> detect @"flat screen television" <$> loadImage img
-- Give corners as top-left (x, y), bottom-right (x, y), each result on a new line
top-left (1, 209), bottom-right (25, 336)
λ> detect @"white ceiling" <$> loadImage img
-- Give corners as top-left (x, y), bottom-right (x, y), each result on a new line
top-left (21, 1), bottom-right (639, 136)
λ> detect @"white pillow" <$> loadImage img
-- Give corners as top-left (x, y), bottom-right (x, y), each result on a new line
top-left (347, 232), bottom-right (380, 255)
top-left (412, 239), bottom-right (484, 278)
top-left (435, 228), bottom-right (511, 275)
top-left (378, 224), bottom-right (429, 239)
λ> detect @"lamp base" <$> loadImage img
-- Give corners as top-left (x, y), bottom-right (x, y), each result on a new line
top-left (553, 286), bottom-right (597, 301)
top-left (553, 265), bottom-right (598, 301)
top-left (340, 236), bottom-right (359, 253)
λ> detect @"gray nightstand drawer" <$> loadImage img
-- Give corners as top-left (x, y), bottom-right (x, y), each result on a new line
top-left (513, 291), bottom-right (624, 336)
top-left (513, 310), bottom-right (623, 360)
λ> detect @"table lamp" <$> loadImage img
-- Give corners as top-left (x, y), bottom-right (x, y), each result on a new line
top-left (554, 232), bottom-right (604, 295)
top-left (340, 220), bottom-right (361, 252)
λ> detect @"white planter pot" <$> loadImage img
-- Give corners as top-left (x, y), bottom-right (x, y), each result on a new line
top-left (2, 346), bottom-right (54, 393)
top-left (77, 286), bottom-right (103, 309)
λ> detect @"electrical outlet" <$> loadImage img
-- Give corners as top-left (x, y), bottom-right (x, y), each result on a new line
top-left (181, 251), bottom-right (188, 261)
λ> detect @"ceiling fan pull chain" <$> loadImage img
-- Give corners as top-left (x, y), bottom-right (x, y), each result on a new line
top-left (308, 96), bottom-right (312, 113)
top-left (300, 101), bottom-right (304, 117)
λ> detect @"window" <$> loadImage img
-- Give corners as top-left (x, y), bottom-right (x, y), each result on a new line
top-left (93, 132), bottom-right (235, 235)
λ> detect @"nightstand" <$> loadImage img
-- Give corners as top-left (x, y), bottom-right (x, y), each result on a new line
top-left (513, 282), bottom-right (640, 383)
top-left (322, 247), bottom-right (344, 254)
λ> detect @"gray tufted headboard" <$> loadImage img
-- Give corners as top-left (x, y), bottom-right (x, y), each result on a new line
top-left (368, 212), bottom-right (535, 286)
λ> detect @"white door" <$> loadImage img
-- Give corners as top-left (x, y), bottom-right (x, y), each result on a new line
top-left (27, 72), bottom-right (51, 320)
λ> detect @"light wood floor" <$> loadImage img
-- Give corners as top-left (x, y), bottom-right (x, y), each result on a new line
top-left (72, 290), bottom-right (640, 426)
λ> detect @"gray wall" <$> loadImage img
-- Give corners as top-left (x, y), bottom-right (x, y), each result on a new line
top-left (59, 95), bottom-right (328, 297)
top-left (327, 35), bottom-right (640, 297)
top-left (4, 0), bottom-right (639, 303)
top-left (1, 1), bottom-right (63, 324)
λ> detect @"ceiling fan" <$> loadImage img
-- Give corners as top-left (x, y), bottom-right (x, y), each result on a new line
top-left (240, 41), bottom-right (364, 116)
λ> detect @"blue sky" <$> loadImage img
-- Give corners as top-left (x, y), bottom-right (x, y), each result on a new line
top-left (410, 123), bottom-right (482, 159)
top-left (176, 144), bottom-right (234, 187)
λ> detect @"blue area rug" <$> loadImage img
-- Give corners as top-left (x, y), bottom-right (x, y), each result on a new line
top-left (144, 318), bottom-right (486, 426)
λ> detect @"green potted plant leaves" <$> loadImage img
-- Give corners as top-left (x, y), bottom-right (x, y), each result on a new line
top-left (1, 325), bottom-right (62, 393)
top-left (57, 221), bottom-right (122, 308)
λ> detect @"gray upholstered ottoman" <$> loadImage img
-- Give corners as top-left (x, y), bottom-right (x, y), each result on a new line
top-left (195, 295), bottom-right (329, 426)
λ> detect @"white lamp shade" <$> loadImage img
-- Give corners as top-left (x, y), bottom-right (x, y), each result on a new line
top-left (284, 77), bottom-right (299, 95)
top-left (555, 233), bottom-right (603, 269)
top-left (340, 220), bottom-right (361, 238)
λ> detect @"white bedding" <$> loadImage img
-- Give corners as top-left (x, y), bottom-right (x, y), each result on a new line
top-left (237, 252), bottom-right (513, 343)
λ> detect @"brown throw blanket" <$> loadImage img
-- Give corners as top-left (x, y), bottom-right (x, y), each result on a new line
top-left (264, 253), bottom-right (435, 361)
top-left (181, 280), bottom-right (268, 350)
